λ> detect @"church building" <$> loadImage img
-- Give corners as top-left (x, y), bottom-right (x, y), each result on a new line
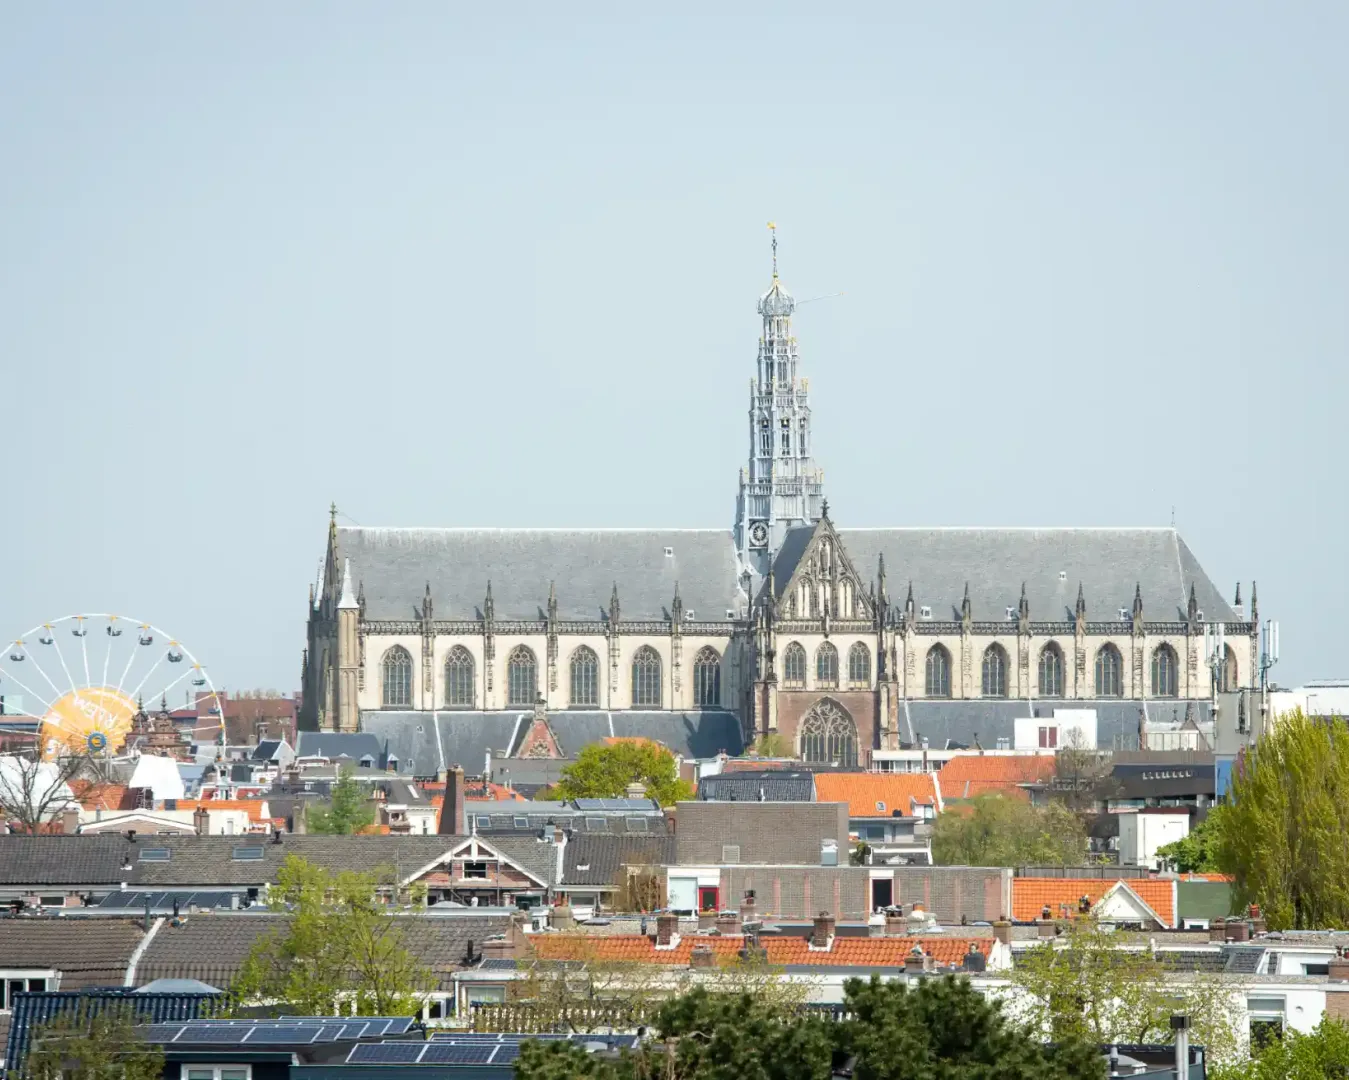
top-left (301, 230), bottom-right (1255, 775)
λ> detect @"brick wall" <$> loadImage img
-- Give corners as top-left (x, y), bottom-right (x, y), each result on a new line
top-left (716, 866), bottom-right (1011, 922)
top-left (675, 801), bottom-right (849, 866)
top-left (776, 691), bottom-right (876, 758)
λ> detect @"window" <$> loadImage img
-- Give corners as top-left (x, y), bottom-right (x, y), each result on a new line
top-left (692, 647), bottom-right (721, 707)
top-left (780, 418), bottom-right (790, 455)
top-left (569, 646), bottom-right (600, 706)
top-left (759, 417), bottom-right (770, 455)
top-left (585, 816), bottom-right (609, 832)
top-left (1038, 726), bottom-right (1059, 749)
top-left (847, 643), bottom-right (871, 688)
top-left (186, 1069), bottom-right (250, 1080)
top-left (981, 645), bottom-right (1008, 697)
top-left (1038, 643), bottom-right (1064, 697)
top-left (814, 642), bottom-right (839, 689)
top-left (1151, 644), bottom-right (1178, 697)
top-left (631, 646), bottom-right (662, 707)
top-left (1248, 996), bottom-right (1285, 1051)
top-left (782, 642), bottom-right (807, 689)
top-left (231, 846), bottom-right (264, 861)
top-left (463, 861), bottom-right (489, 880)
top-left (1095, 644), bottom-right (1123, 697)
top-left (444, 646), bottom-right (475, 707)
top-left (799, 699), bottom-right (858, 767)
top-left (1222, 644), bottom-right (1239, 692)
top-left (799, 417), bottom-right (807, 455)
top-left (138, 848), bottom-right (171, 861)
top-left (0, 976), bottom-right (49, 1011)
top-left (466, 985), bottom-right (507, 1006)
top-left (381, 645), bottom-right (413, 707)
top-left (925, 645), bottom-right (951, 698)
top-left (507, 646), bottom-right (537, 706)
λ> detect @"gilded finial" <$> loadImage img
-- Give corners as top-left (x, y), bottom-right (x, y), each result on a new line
top-left (767, 221), bottom-right (778, 279)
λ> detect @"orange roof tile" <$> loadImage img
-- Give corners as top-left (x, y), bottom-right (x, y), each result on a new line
top-left (1011, 877), bottom-right (1176, 927)
top-left (812, 773), bottom-right (940, 818)
top-left (69, 781), bottom-right (137, 812)
top-left (175, 799), bottom-right (270, 823)
top-left (530, 933), bottom-right (989, 968)
top-left (937, 755), bottom-right (1057, 800)
top-left (1182, 873), bottom-right (1233, 883)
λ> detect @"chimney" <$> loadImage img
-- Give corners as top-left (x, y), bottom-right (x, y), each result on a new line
top-left (689, 944), bottom-right (717, 969)
top-left (481, 914), bottom-right (529, 961)
top-left (1208, 918), bottom-right (1226, 943)
top-left (1226, 919), bottom-right (1250, 943)
top-left (1329, 951), bottom-right (1349, 983)
top-left (811, 911), bottom-right (836, 950)
top-left (904, 945), bottom-right (926, 974)
top-left (440, 764), bottom-right (465, 835)
top-left (739, 889), bottom-right (756, 924)
top-left (1250, 904), bottom-right (1267, 936)
top-left (885, 908), bottom-right (907, 937)
top-left (625, 781), bottom-right (648, 800)
top-left (193, 806), bottom-right (210, 835)
top-left (993, 918), bottom-right (1012, 946)
top-left (62, 806), bottom-right (80, 835)
top-left (1037, 918), bottom-right (1057, 940)
top-left (550, 903), bottom-right (576, 931)
top-left (655, 912), bottom-right (679, 948)
top-left (715, 910), bottom-right (742, 936)
top-left (1171, 1015), bottom-right (1191, 1080)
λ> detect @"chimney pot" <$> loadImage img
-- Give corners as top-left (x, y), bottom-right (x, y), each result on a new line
top-left (811, 911), bottom-right (836, 949)
top-left (690, 944), bottom-right (716, 969)
top-left (656, 913), bottom-right (679, 947)
top-left (1037, 919), bottom-right (1057, 939)
top-left (441, 764), bottom-right (466, 835)
top-left (1328, 956), bottom-right (1349, 983)
top-left (1208, 917), bottom-right (1227, 943)
top-left (993, 918), bottom-right (1013, 946)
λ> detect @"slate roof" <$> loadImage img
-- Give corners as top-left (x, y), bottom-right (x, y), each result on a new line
top-left (531, 933), bottom-right (991, 968)
top-left (295, 731), bottom-right (385, 763)
top-left (561, 834), bottom-right (676, 887)
top-left (696, 770), bottom-right (815, 802)
top-left (135, 912), bottom-right (510, 990)
top-left (837, 528), bottom-right (1236, 624)
top-left (363, 710), bottom-right (743, 777)
top-left (903, 700), bottom-right (1213, 753)
top-left (0, 835), bottom-right (134, 885)
top-left (812, 773), bottom-right (940, 818)
top-left (337, 527), bottom-right (743, 622)
top-left (0, 918), bottom-right (145, 988)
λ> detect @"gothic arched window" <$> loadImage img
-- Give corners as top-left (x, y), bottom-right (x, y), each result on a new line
top-left (780, 417), bottom-right (791, 455)
top-left (982, 644), bottom-right (1009, 697)
top-left (631, 646), bottom-right (662, 707)
top-left (381, 646), bottom-right (413, 708)
top-left (782, 642), bottom-right (807, 689)
top-left (444, 646), bottom-right (474, 708)
top-left (847, 642), bottom-right (871, 687)
top-left (799, 417), bottom-right (807, 456)
top-left (1095, 644), bottom-right (1123, 698)
top-left (925, 645), bottom-right (952, 698)
top-left (1039, 643), bottom-right (1065, 697)
top-left (815, 642), bottom-right (839, 690)
top-left (799, 700), bottom-right (858, 767)
top-left (1221, 644), bottom-right (1239, 692)
top-left (569, 646), bottom-right (599, 707)
top-left (693, 647), bottom-right (721, 708)
top-left (1151, 644), bottom-right (1179, 698)
top-left (759, 417), bottom-right (770, 456)
top-left (507, 645), bottom-right (537, 706)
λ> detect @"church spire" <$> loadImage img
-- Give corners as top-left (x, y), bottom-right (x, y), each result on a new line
top-left (337, 559), bottom-right (358, 610)
top-left (734, 223), bottom-right (825, 577)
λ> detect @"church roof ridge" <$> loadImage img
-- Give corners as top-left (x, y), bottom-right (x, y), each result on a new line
top-left (838, 526), bottom-right (1185, 534)
top-left (337, 526), bottom-right (732, 535)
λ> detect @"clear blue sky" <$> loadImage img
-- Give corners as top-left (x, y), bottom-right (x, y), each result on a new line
top-left (2, 4), bottom-right (1344, 693)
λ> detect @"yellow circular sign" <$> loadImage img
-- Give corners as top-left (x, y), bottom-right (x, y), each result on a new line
top-left (41, 687), bottom-right (137, 758)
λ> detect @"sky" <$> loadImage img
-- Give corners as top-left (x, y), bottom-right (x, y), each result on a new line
top-left (1, 4), bottom-right (1345, 695)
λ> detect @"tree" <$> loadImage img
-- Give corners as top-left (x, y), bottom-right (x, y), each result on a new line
top-left (1210, 1017), bottom-right (1349, 1080)
top-left (230, 855), bottom-right (435, 1016)
top-left (1051, 729), bottom-right (1120, 812)
top-left (306, 766), bottom-right (376, 834)
top-left (932, 793), bottom-right (1086, 867)
top-left (544, 742), bottom-right (694, 808)
top-left (748, 733), bottom-right (792, 758)
top-left (1157, 809), bottom-right (1221, 873)
top-left (25, 1000), bottom-right (165, 1080)
top-left (0, 751), bottom-right (101, 834)
top-left (1213, 709), bottom-right (1349, 930)
top-left (1012, 917), bottom-right (1240, 1066)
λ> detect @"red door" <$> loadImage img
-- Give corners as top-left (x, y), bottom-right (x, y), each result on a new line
top-left (698, 886), bottom-right (720, 913)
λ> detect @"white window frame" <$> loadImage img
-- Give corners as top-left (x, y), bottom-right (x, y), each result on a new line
top-left (184, 1067), bottom-right (251, 1080)
top-left (0, 971), bottom-right (55, 1012)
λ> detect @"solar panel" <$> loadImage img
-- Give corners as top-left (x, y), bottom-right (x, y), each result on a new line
top-left (244, 1026), bottom-right (320, 1045)
top-left (177, 1026), bottom-right (251, 1045)
top-left (419, 1044), bottom-right (495, 1065)
top-left (492, 1045), bottom-right (522, 1063)
top-left (346, 1043), bottom-right (427, 1064)
top-left (380, 1018), bottom-right (416, 1035)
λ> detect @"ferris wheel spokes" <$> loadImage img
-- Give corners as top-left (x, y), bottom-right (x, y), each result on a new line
top-left (76, 616), bottom-right (92, 694)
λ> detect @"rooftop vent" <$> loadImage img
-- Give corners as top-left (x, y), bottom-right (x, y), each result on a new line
top-left (684, 610), bottom-right (695, 621)
top-left (919, 606), bottom-right (932, 620)
top-left (875, 801), bottom-right (886, 813)
top-left (726, 609), bottom-right (736, 619)
top-left (664, 547), bottom-right (674, 558)
top-left (722, 844), bottom-right (741, 864)
top-left (1119, 608), bottom-right (1131, 621)
top-left (1058, 571), bottom-right (1067, 581)
top-left (1005, 607), bottom-right (1017, 621)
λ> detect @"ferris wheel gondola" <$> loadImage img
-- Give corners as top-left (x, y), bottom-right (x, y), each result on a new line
top-left (0, 615), bottom-right (224, 759)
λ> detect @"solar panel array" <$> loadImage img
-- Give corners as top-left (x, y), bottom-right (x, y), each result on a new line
top-left (347, 1032), bottom-right (640, 1066)
top-left (573, 798), bottom-right (656, 811)
top-left (94, 891), bottom-right (237, 910)
top-left (143, 1019), bottom-right (415, 1046)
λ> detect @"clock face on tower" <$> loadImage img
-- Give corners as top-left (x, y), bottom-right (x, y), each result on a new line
top-left (749, 521), bottom-right (770, 548)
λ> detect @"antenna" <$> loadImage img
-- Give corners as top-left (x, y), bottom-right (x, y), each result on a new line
top-left (797, 292), bottom-right (845, 306)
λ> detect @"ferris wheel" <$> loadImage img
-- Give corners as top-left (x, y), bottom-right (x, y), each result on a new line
top-left (0, 615), bottom-right (225, 759)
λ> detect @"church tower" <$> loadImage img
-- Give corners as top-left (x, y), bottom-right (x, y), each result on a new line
top-left (734, 224), bottom-right (825, 577)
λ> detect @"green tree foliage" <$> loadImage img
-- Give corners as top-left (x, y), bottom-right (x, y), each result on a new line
top-left (749, 732), bottom-right (793, 758)
top-left (25, 1002), bottom-right (165, 1080)
top-left (230, 855), bottom-right (435, 1015)
top-left (1156, 809), bottom-right (1222, 873)
top-left (516, 977), bottom-right (1104, 1080)
top-left (1211, 1017), bottom-right (1349, 1080)
top-left (1012, 918), bottom-right (1240, 1066)
top-left (544, 741), bottom-right (694, 807)
top-left (306, 766), bottom-right (376, 834)
top-left (932, 793), bottom-right (1086, 867)
top-left (1213, 709), bottom-right (1349, 930)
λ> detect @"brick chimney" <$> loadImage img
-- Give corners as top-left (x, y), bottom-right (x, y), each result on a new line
top-left (1226, 919), bottom-right (1250, 943)
top-left (739, 889), bottom-right (757, 924)
top-left (1329, 952), bottom-right (1349, 983)
top-left (193, 806), bottom-right (210, 835)
top-left (904, 945), bottom-right (926, 974)
top-left (62, 806), bottom-right (80, 835)
top-left (656, 913), bottom-right (679, 948)
top-left (1208, 917), bottom-right (1226, 943)
top-left (715, 910), bottom-right (742, 936)
top-left (993, 918), bottom-right (1012, 946)
top-left (439, 764), bottom-right (465, 835)
top-left (481, 914), bottom-right (529, 961)
top-left (690, 944), bottom-right (716, 969)
top-left (811, 911), bottom-right (836, 950)
top-left (1250, 904), bottom-right (1267, 936)
top-left (550, 903), bottom-right (575, 931)
top-left (885, 908), bottom-right (907, 937)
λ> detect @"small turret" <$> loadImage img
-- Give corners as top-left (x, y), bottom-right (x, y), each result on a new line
top-left (1075, 584), bottom-right (1087, 623)
top-left (609, 582), bottom-right (621, 626)
top-left (547, 580), bottom-right (558, 623)
top-left (671, 581), bottom-right (683, 624)
top-left (961, 582), bottom-right (972, 625)
top-left (1187, 584), bottom-right (1199, 625)
top-left (483, 580), bottom-right (495, 622)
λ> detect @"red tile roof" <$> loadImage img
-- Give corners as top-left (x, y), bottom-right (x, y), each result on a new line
top-left (69, 781), bottom-right (138, 812)
top-left (531, 933), bottom-right (989, 968)
top-left (1011, 877), bottom-right (1176, 927)
top-left (937, 754), bottom-right (1057, 801)
top-left (813, 773), bottom-right (940, 817)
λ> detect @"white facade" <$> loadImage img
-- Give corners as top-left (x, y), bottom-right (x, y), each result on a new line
top-left (1119, 810), bottom-right (1191, 869)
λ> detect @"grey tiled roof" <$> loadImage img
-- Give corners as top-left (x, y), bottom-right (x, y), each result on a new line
top-left (295, 731), bottom-right (385, 762)
top-left (0, 835), bottom-right (133, 885)
top-left (696, 771), bottom-right (815, 802)
top-left (902, 699), bottom-right (1214, 751)
top-left (337, 526), bottom-right (743, 622)
top-left (838, 527), bottom-right (1236, 624)
top-left (135, 912), bottom-right (509, 989)
top-left (562, 834), bottom-right (676, 887)
top-left (363, 709), bottom-right (744, 777)
top-left (1224, 946), bottom-right (1265, 974)
top-left (0, 918), bottom-right (145, 987)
